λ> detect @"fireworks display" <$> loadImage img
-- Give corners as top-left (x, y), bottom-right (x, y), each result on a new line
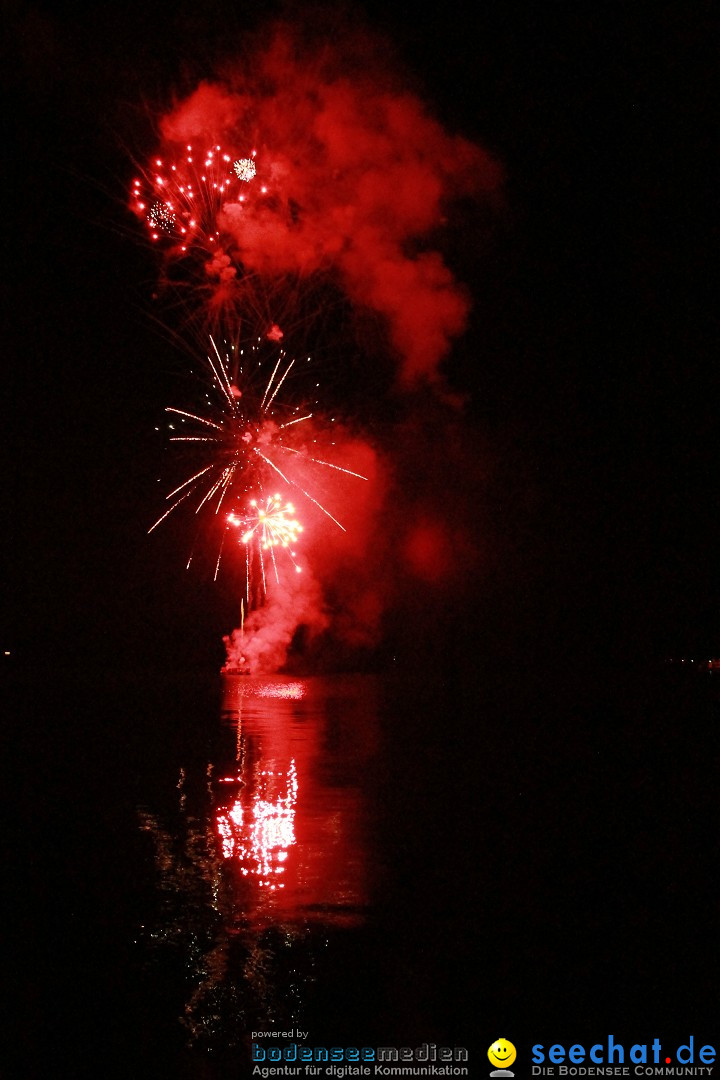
top-left (216, 760), bottom-right (298, 886)
top-left (147, 328), bottom-right (368, 614)
top-left (127, 23), bottom-right (498, 672)
top-left (233, 156), bottom-right (257, 182)
top-left (227, 493), bottom-right (304, 602)
top-left (228, 498), bottom-right (303, 553)
top-left (130, 143), bottom-right (245, 254)
top-left (147, 201), bottom-right (176, 234)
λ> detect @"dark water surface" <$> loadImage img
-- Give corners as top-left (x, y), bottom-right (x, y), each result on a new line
top-left (4, 662), bottom-right (718, 1077)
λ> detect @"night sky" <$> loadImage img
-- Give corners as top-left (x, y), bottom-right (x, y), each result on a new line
top-left (3, 3), bottom-right (716, 668)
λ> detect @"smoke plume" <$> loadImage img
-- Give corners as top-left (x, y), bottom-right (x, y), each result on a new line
top-left (141, 22), bottom-right (499, 672)
top-left (156, 23), bottom-right (501, 385)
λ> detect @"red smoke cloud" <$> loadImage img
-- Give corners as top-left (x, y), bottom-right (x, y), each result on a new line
top-left (139, 23), bottom-right (498, 672)
top-left (155, 24), bottom-right (501, 385)
top-left (221, 426), bottom-right (388, 674)
top-left (223, 565), bottom-right (329, 675)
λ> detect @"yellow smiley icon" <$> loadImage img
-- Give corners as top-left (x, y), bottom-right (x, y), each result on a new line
top-left (488, 1039), bottom-right (517, 1069)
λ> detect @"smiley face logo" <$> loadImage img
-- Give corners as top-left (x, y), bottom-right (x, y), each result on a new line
top-left (488, 1039), bottom-right (517, 1071)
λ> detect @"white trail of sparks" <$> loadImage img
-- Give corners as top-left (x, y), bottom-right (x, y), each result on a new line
top-left (254, 449), bottom-right (346, 532)
top-left (208, 335), bottom-right (235, 406)
top-left (259, 355), bottom-right (283, 412)
top-left (214, 468), bottom-right (234, 514)
top-left (278, 444), bottom-right (368, 480)
top-left (148, 488), bottom-right (195, 533)
top-left (165, 464), bottom-right (214, 500)
top-left (169, 436), bottom-right (218, 443)
top-left (269, 542), bottom-right (280, 584)
top-left (166, 407), bottom-right (224, 431)
top-left (214, 530), bottom-right (227, 581)
top-left (279, 413), bottom-right (313, 429)
top-left (264, 359), bottom-right (294, 414)
top-left (196, 471), bottom-right (227, 513)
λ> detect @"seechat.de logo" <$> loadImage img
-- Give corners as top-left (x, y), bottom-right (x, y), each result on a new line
top-left (489, 1038), bottom-right (517, 1077)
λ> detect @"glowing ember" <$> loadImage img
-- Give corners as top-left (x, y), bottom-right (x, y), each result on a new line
top-left (228, 493), bottom-right (303, 587)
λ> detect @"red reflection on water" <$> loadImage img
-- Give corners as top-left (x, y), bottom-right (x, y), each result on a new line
top-left (216, 760), bottom-right (298, 891)
top-left (255, 682), bottom-right (306, 700)
top-left (138, 675), bottom-right (378, 1045)
top-left (223, 678), bottom-right (307, 700)
top-left (214, 675), bottom-right (374, 925)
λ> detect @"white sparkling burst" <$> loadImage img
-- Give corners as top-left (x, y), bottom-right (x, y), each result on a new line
top-left (147, 201), bottom-right (176, 232)
top-left (233, 157), bottom-right (257, 182)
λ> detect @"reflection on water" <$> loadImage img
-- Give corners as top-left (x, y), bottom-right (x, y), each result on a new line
top-left (137, 674), bottom-right (378, 1049)
top-left (215, 759), bottom-right (298, 887)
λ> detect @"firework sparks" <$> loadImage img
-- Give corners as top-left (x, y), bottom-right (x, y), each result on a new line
top-left (122, 25), bottom-right (498, 675)
top-left (147, 201), bottom-right (176, 233)
top-left (233, 156), bottom-right (257, 182)
top-left (227, 495), bottom-right (303, 588)
top-left (231, 495), bottom-right (303, 552)
top-left (130, 144), bottom-right (238, 254)
top-left (148, 332), bottom-right (365, 597)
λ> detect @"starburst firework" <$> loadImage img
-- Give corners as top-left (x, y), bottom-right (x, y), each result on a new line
top-left (148, 331), bottom-right (367, 599)
top-left (228, 495), bottom-right (304, 589)
top-left (233, 156), bottom-right (257, 182)
top-left (232, 496), bottom-right (303, 552)
top-left (147, 201), bottom-right (176, 233)
top-left (130, 143), bottom-right (238, 254)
